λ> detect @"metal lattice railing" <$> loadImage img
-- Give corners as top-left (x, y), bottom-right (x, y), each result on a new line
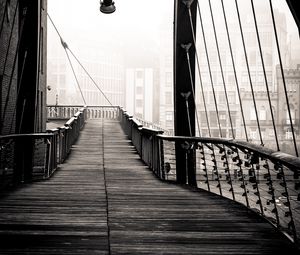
top-left (119, 108), bottom-right (300, 244)
top-left (0, 107), bottom-right (87, 190)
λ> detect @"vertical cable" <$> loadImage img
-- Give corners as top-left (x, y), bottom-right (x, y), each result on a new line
top-left (181, 43), bottom-right (201, 136)
top-left (197, 2), bottom-right (223, 138)
top-left (235, 0), bottom-right (263, 146)
top-left (207, 0), bottom-right (235, 139)
top-left (250, 0), bottom-right (280, 151)
top-left (187, 3), bottom-right (211, 137)
top-left (220, 0), bottom-right (248, 141)
top-left (269, 0), bottom-right (298, 157)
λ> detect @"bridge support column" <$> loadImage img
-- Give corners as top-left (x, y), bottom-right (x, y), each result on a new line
top-left (15, 0), bottom-right (42, 182)
top-left (173, 0), bottom-right (197, 185)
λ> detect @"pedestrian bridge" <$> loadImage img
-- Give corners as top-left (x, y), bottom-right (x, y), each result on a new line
top-left (0, 106), bottom-right (299, 254)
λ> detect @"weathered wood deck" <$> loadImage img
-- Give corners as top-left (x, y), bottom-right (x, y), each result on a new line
top-left (0, 120), bottom-right (299, 254)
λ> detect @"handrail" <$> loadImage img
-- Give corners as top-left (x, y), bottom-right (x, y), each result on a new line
top-left (47, 105), bottom-right (120, 120)
top-left (0, 107), bottom-right (87, 190)
top-left (118, 107), bottom-right (300, 244)
top-left (158, 135), bottom-right (300, 172)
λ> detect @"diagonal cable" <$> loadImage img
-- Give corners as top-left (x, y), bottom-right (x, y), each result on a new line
top-left (250, 0), bottom-right (280, 151)
top-left (269, 0), bottom-right (298, 157)
top-left (220, 0), bottom-right (248, 141)
top-left (62, 41), bottom-right (87, 106)
top-left (235, 0), bottom-right (263, 146)
top-left (66, 47), bottom-right (113, 106)
top-left (47, 13), bottom-right (113, 106)
top-left (186, 2), bottom-right (211, 137)
top-left (197, 1), bottom-right (223, 138)
top-left (208, 0), bottom-right (235, 139)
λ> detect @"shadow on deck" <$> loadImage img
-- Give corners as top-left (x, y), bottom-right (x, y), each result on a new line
top-left (0, 120), bottom-right (299, 254)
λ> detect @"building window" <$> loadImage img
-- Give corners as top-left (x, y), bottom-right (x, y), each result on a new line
top-left (228, 91), bottom-right (236, 104)
top-left (264, 52), bottom-right (272, 66)
top-left (209, 112), bottom-right (218, 127)
top-left (136, 99), bottom-right (143, 108)
top-left (166, 112), bottom-right (173, 121)
top-left (166, 72), bottom-right (172, 86)
top-left (286, 128), bottom-right (293, 140)
top-left (250, 129), bottom-right (257, 140)
top-left (286, 106), bottom-right (295, 124)
top-left (259, 106), bottom-right (266, 121)
top-left (250, 107), bottom-right (256, 121)
top-left (165, 92), bottom-right (172, 105)
top-left (136, 70), bottom-right (143, 79)
top-left (218, 94), bottom-right (226, 104)
top-left (249, 51), bottom-right (256, 66)
top-left (136, 86), bottom-right (143, 95)
top-left (165, 55), bottom-right (172, 66)
top-left (242, 74), bottom-right (248, 85)
top-left (228, 75), bottom-right (235, 85)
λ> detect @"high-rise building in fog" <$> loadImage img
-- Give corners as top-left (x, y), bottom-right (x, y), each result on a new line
top-left (158, 10), bottom-right (174, 132)
top-left (125, 68), bottom-right (156, 122)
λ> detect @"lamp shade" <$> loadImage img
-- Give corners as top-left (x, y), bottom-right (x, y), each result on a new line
top-left (100, 0), bottom-right (116, 14)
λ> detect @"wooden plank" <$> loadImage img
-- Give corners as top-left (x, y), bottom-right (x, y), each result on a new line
top-left (0, 120), bottom-right (109, 254)
top-left (0, 119), bottom-right (298, 254)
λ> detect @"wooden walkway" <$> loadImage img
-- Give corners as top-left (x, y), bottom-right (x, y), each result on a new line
top-left (0, 120), bottom-right (299, 254)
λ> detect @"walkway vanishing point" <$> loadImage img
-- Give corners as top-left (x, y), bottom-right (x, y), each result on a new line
top-left (0, 119), bottom-right (299, 254)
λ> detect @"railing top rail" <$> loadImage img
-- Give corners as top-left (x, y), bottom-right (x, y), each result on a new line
top-left (65, 117), bottom-right (76, 126)
top-left (157, 134), bottom-right (300, 172)
top-left (131, 117), bottom-right (143, 128)
top-left (0, 133), bottom-right (54, 140)
top-left (139, 126), bottom-right (164, 135)
top-left (47, 105), bottom-right (119, 108)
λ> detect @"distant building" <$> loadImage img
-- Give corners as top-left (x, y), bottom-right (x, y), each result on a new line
top-left (276, 65), bottom-right (300, 154)
top-left (47, 28), bottom-right (125, 107)
top-left (195, 6), bottom-right (291, 142)
top-left (158, 12), bottom-right (174, 133)
top-left (125, 68), bottom-right (159, 123)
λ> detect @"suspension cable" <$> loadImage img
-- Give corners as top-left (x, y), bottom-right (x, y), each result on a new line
top-left (185, 3), bottom-right (211, 137)
top-left (47, 13), bottom-right (113, 106)
top-left (235, 0), bottom-right (263, 146)
top-left (62, 41), bottom-right (87, 105)
top-left (220, 0), bottom-right (248, 141)
top-left (208, 0), bottom-right (235, 139)
top-left (269, 0), bottom-right (298, 157)
top-left (250, 0), bottom-right (280, 151)
top-left (67, 48), bottom-right (113, 106)
top-left (197, 2), bottom-right (223, 138)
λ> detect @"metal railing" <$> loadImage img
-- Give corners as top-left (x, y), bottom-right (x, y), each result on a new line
top-left (47, 105), bottom-right (119, 120)
top-left (119, 108), bottom-right (300, 244)
top-left (0, 107), bottom-right (87, 190)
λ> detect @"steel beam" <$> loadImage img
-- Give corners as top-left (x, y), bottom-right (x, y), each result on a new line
top-left (173, 0), bottom-right (197, 185)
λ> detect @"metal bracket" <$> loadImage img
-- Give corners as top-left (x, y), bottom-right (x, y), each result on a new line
top-left (182, 0), bottom-right (194, 9)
